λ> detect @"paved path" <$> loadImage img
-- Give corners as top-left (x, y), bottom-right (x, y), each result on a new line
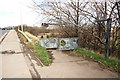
top-left (0, 30), bottom-right (32, 78)
top-left (33, 50), bottom-right (118, 78)
top-left (0, 30), bottom-right (118, 78)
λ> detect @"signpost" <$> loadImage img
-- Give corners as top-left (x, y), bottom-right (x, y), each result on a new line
top-left (95, 18), bottom-right (112, 58)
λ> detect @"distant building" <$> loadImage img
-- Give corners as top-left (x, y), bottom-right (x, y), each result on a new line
top-left (47, 24), bottom-right (59, 30)
top-left (41, 23), bottom-right (59, 30)
top-left (41, 23), bottom-right (49, 27)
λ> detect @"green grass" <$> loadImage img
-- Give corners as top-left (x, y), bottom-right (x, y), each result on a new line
top-left (34, 43), bottom-right (52, 66)
top-left (17, 31), bottom-right (52, 66)
top-left (24, 31), bottom-right (52, 66)
top-left (74, 48), bottom-right (120, 73)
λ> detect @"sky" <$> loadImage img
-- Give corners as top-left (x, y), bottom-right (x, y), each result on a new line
top-left (0, 0), bottom-right (114, 28)
top-left (0, 0), bottom-right (93, 28)
top-left (0, 0), bottom-right (40, 28)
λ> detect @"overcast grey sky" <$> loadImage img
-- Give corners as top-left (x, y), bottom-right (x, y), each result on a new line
top-left (0, 0), bottom-right (116, 27)
top-left (0, 0), bottom-right (39, 27)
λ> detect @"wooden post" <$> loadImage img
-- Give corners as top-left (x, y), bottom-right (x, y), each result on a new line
top-left (105, 18), bottom-right (112, 58)
top-left (95, 18), bottom-right (112, 58)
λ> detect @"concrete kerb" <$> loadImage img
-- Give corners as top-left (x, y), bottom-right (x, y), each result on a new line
top-left (0, 31), bottom-right (9, 80)
top-left (17, 30), bottom-right (44, 77)
top-left (0, 31), bottom-right (9, 44)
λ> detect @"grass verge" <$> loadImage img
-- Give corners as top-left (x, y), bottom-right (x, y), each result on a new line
top-left (74, 48), bottom-right (120, 73)
top-left (20, 31), bottom-right (52, 66)
top-left (24, 31), bottom-right (39, 43)
top-left (33, 43), bottom-right (52, 66)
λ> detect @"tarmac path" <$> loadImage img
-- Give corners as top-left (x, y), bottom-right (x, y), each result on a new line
top-left (0, 30), bottom-right (32, 78)
top-left (0, 30), bottom-right (118, 79)
top-left (33, 50), bottom-right (118, 78)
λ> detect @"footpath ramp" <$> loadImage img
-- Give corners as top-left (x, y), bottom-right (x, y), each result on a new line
top-left (0, 30), bottom-right (32, 78)
top-left (35, 50), bottom-right (118, 78)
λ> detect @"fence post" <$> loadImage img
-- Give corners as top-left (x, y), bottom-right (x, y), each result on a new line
top-left (105, 18), bottom-right (112, 58)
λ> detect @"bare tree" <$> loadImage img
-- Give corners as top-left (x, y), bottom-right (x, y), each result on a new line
top-left (32, 0), bottom-right (120, 57)
top-left (32, 0), bottom-right (88, 37)
top-left (78, 1), bottom-right (120, 56)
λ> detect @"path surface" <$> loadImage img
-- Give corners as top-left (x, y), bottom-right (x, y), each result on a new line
top-left (0, 30), bottom-right (32, 78)
top-left (33, 50), bottom-right (118, 78)
top-left (0, 30), bottom-right (118, 79)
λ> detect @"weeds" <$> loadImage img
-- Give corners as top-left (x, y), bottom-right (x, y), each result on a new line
top-left (74, 48), bottom-right (120, 73)
top-left (18, 31), bottom-right (52, 66)
top-left (17, 32), bottom-right (28, 43)
top-left (34, 43), bottom-right (52, 66)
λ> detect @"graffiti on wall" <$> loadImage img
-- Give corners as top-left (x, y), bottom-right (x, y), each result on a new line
top-left (40, 37), bottom-right (78, 50)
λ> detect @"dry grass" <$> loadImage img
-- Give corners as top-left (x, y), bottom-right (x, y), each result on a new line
top-left (25, 31), bottom-right (39, 43)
